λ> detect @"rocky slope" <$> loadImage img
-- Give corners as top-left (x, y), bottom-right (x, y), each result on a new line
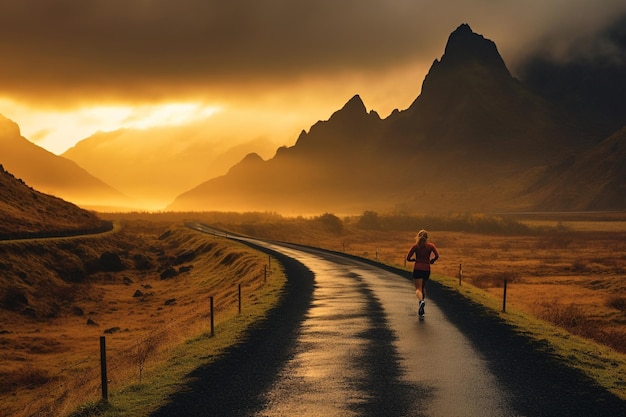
top-left (0, 164), bottom-right (107, 238)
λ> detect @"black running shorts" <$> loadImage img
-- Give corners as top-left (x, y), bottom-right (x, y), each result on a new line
top-left (412, 269), bottom-right (430, 280)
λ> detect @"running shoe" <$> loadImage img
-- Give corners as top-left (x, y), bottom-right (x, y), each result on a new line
top-left (418, 300), bottom-right (425, 316)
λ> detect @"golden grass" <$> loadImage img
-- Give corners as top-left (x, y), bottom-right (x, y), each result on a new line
top-left (216, 212), bottom-right (626, 399)
top-left (0, 219), bottom-right (285, 417)
top-left (2, 210), bottom-right (626, 415)
top-left (0, 166), bottom-right (107, 237)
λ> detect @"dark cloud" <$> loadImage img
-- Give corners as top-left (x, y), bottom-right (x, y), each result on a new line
top-left (1, 0), bottom-right (626, 105)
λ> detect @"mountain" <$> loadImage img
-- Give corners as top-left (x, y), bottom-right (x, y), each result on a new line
top-left (519, 127), bottom-right (626, 211)
top-left (62, 120), bottom-right (281, 209)
top-left (169, 96), bottom-right (392, 214)
top-left (169, 23), bottom-right (612, 214)
top-left (392, 23), bottom-right (590, 163)
top-left (0, 115), bottom-right (129, 210)
top-left (0, 164), bottom-right (107, 238)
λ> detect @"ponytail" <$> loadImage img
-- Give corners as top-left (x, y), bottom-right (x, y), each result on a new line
top-left (416, 229), bottom-right (428, 248)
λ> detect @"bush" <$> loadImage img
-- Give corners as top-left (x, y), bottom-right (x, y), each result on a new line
top-left (608, 296), bottom-right (626, 312)
top-left (537, 303), bottom-right (586, 328)
top-left (315, 213), bottom-right (344, 234)
top-left (470, 272), bottom-right (519, 289)
top-left (99, 252), bottom-right (125, 272)
top-left (68, 400), bottom-right (112, 417)
top-left (357, 211), bottom-right (381, 230)
top-left (1, 286), bottom-right (28, 311)
top-left (0, 366), bottom-right (51, 393)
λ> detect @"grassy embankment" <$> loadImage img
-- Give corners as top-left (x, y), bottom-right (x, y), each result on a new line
top-left (0, 218), bottom-right (285, 417)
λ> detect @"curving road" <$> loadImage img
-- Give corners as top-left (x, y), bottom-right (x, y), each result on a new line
top-left (152, 225), bottom-right (626, 417)
top-left (247, 240), bottom-right (513, 417)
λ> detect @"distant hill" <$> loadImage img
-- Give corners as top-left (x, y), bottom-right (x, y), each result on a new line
top-left (0, 164), bottom-right (108, 238)
top-left (0, 115), bottom-right (129, 210)
top-left (169, 24), bottom-right (620, 214)
top-left (61, 121), bottom-right (280, 209)
top-left (518, 127), bottom-right (626, 211)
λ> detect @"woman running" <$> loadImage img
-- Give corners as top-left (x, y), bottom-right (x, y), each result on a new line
top-left (406, 229), bottom-right (439, 317)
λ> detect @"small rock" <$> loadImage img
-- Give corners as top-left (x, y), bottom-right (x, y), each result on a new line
top-left (160, 267), bottom-right (178, 280)
top-left (104, 327), bottom-right (121, 334)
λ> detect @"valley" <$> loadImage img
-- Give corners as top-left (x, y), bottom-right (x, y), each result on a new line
top-left (2, 4), bottom-right (626, 416)
top-left (1, 211), bottom-right (626, 416)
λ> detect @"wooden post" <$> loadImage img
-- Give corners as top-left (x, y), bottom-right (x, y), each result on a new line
top-left (99, 336), bottom-right (108, 401)
top-left (502, 279), bottom-right (508, 313)
top-left (459, 263), bottom-right (463, 286)
top-left (210, 296), bottom-right (215, 337)
top-left (238, 284), bottom-right (242, 314)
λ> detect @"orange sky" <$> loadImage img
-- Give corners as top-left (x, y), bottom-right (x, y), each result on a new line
top-left (1, 0), bottom-right (625, 155)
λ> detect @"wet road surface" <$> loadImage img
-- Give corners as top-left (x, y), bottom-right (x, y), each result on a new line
top-left (151, 224), bottom-right (626, 417)
top-left (252, 241), bottom-right (514, 417)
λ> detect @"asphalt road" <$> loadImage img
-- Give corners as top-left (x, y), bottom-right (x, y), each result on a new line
top-left (151, 227), bottom-right (626, 417)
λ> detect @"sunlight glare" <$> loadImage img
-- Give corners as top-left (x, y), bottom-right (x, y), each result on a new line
top-left (0, 99), bottom-right (222, 155)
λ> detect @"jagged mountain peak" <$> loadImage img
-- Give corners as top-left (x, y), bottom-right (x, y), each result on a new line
top-left (327, 94), bottom-right (374, 124)
top-left (290, 94), bottom-right (381, 153)
top-left (239, 152), bottom-right (264, 165)
top-left (416, 24), bottom-right (511, 100)
top-left (441, 23), bottom-right (508, 72)
top-left (162, 23), bottom-right (626, 213)
top-left (226, 152), bottom-right (264, 176)
top-left (339, 94), bottom-right (366, 114)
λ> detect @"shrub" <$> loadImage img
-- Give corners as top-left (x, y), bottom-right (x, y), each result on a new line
top-left (608, 296), bottom-right (626, 312)
top-left (537, 303), bottom-right (586, 328)
top-left (67, 400), bottom-right (111, 417)
top-left (315, 213), bottom-right (344, 234)
top-left (0, 366), bottom-right (51, 393)
top-left (470, 272), bottom-right (519, 289)
top-left (357, 211), bottom-right (381, 230)
top-left (99, 252), bottom-right (125, 272)
top-left (1, 286), bottom-right (28, 311)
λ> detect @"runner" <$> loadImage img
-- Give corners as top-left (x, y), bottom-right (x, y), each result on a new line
top-left (406, 229), bottom-right (439, 318)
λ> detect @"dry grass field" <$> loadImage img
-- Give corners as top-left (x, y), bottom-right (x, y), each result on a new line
top-left (1, 211), bottom-right (625, 416)
top-left (217, 212), bottom-right (626, 355)
top-left (348, 228), bottom-right (626, 353)
top-left (0, 218), bottom-right (282, 417)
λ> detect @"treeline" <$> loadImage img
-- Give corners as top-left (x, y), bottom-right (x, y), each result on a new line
top-left (101, 211), bottom-right (533, 235)
top-left (0, 220), bottom-right (114, 241)
top-left (350, 211), bottom-right (531, 234)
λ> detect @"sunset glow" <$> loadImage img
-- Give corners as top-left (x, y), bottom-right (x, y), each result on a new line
top-left (0, 99), bottom-right (221, 155)
top-left (1, 0), bottom-right (625, 211)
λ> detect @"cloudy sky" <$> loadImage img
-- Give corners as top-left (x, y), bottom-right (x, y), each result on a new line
top-left (1, 0), bottom-right (625, 154)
